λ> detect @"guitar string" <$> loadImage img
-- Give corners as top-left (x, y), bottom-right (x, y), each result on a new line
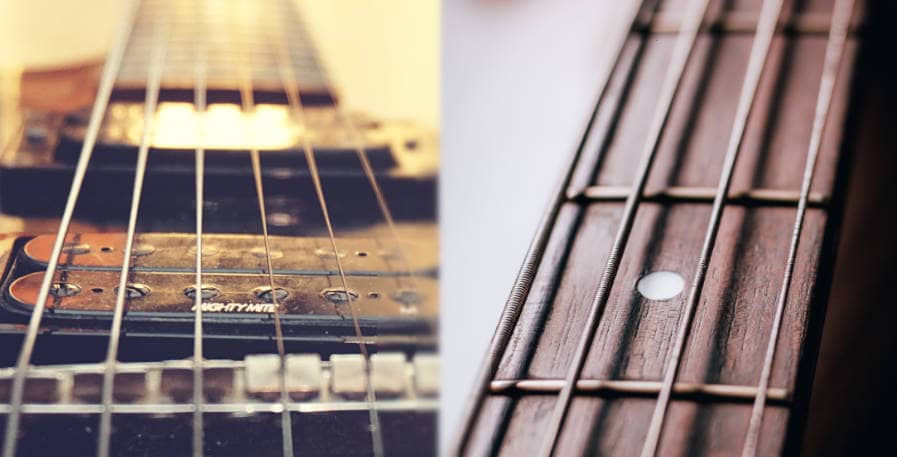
top-left (536, 0), bottom-right (713, 454)
top-left (302, 123), bottom-right (387, 457)
top-left (227, 2), bottom-right (295, 456)
top-left (0, 1), bottom-right (140, 456)
top-left (319, 21), bottom-right (423, 299)
top-left (450, 1), bottom-right (654, 453)
top-left (740, 1), bottom-right (856, 455)
top-left (274, 0), bottom-right (420, 298)
top-left (96, 10), bottom-right (170, 457)
top-left (638, 0), bottom-right (787, 455)
top-left (191, 0), bottom-right (209, 455)
top-left (266, 2), bottom-right (384, 455)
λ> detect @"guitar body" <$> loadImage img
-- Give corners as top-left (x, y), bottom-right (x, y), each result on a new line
top-left (0, 0), bottom-right (438, 455)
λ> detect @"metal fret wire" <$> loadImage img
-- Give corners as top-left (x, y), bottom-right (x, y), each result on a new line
top-left (0, 2), bottom-right (140, 456)
top-left (229, 2), bottom-right (294, 456)
top-left (450, 2), bottom-right (650, 454)
top-left (639, 0), bottom-right (786, 455)
top-left (96, 12), bottom-right (170, 457)
top-left (740, 1), bottom-right (856, 455)
top-left (191, 0), bottom-right (208, 455)
top-left (537, 0), bottom-right (712, 454)
top-left (265, 1), bottom-right (386, 454)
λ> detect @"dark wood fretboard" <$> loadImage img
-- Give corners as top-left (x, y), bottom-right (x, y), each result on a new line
top-left (456, 0), bottom-right (875, 455)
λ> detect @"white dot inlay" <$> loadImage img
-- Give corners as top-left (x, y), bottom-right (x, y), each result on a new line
top-left (637, 271), bottom-right (684, 301)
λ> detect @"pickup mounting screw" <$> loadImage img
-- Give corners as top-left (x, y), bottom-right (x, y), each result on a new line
top-left (250, 247), bottom-right (284, 259)
top-left (393, 289), bottom-right (422, 306)
top-left (184, 285), bottom-right (221, 300)
top-left (49, 282), bottom-right (81, 297)
top-left (187, 245), bottom-right (219, 256)
top-left (132, 244), bottom-right (156, 256)
top-left (115, 283), bottom-right (151, 298)
top-left (253, 286), bottom-right (289, 302)
top-left (321, 287), bottom-right (359, 304)
top-left (315, 248), bottom-right (346, 258)
top-left (61, 243), bottom-right (91, 255)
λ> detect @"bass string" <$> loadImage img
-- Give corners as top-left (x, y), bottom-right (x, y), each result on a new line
top-left (0, 1), bottom-right (141, 457)
top-left (740, 1), bottom-right (856, 456)
top-left (265, 1), bottom-right (384, 455)
top-left (536, 0), bottom-right (714, 454)
top-left (219, 4), bottom-right (293, 457)
top-left (336, 95), bottom-right (421, 300)
top-left (638, 0), bottom-right (788, 455)
top-left (191, 0), bottom-right (209, 455)
top-left (272, 0), bottom-right (419, 294)
top-left (450, 1), bottom-right (656, 454)
top-left (302, 128), bottom-right (387, 457)
top-left (96, 9), bottom-right (170, 457)
top-left (226, 1), bottom-right (294, 456)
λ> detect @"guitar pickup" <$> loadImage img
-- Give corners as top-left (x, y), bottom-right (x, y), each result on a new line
top-left (0, 234), bottom-right (437, 353)
top-left (6, 269), bottom-right (436, 320)
top-left (20, 232), bottom-right (438, 276)
top-left (0, 103), bottom-right (437, 228)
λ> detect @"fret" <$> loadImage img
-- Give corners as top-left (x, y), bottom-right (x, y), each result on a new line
top-left (570, 185), bottom-right (829, 207)
top-left (587, 34), bottom-right (851, 195)
top-left (511, 203), bottom-right (827, 382)
top-left (484, 203), bottom-right (830, 454)
top-left (489, 379), bottom-right (790, 404)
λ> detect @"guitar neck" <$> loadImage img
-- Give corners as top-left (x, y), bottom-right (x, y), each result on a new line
top-left (458, 0), bottom-right (871, 455)
top-left (116, 0), bottom-right (334, 104)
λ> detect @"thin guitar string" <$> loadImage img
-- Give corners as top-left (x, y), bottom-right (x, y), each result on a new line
top-left (96, 11), bottom-right (170, 457)
top-left (0, 1), bottom-right (140, 456)
top-left (228, 2), bottom-right (295, 455)
top-left (267, 1), bottom-right (384, 455)
top-left (303, 126), bottom-right (387, 457)
top-left (284, 0), bottom-right (422, 298)
top-left (191, 0), bottom-right (208, 455)
top-left (740, 1), bottom-right (856, 455)
top-left (537, 0), bottom-right (713, 454)
top-left (638, 0), bottom-right (787, 455)
top-left (450, 2), bottom-right (652, 454)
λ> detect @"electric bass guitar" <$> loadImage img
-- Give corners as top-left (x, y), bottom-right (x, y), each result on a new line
top-left (0, 0), bottom-right (438, 455)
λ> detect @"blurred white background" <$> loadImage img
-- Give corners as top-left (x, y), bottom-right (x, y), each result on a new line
top-left (441, 0), bottom-right (626, 450)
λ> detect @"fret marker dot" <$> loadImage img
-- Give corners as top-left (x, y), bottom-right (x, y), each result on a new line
top-left (637, 271), bottom-right (684, 301)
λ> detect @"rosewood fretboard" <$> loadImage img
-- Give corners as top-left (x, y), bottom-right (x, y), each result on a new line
top-left (455, 0), bottom-right (872, 455)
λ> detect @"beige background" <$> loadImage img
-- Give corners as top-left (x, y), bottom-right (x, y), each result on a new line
top-left (0, 0), bottom-right (439, 129)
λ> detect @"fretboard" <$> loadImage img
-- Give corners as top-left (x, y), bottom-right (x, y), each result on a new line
top-left (457, 0), bottom-right (868, 455)
top-left (116, 0), bottom-right (332, 98)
